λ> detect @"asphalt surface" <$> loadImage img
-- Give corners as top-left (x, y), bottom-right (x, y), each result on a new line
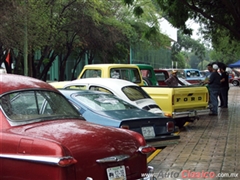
top-left (148, 85), bottom-right (240, 180)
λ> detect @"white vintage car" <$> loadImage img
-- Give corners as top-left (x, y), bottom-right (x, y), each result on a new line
top-left (50, 78), bottom-right (163, 115)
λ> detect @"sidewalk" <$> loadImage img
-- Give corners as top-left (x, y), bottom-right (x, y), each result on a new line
top-left (148, 86), bottom-right (240, 180)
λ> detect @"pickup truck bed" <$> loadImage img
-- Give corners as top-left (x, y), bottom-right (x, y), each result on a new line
top-left (142, 86), bottom-right (209, 118)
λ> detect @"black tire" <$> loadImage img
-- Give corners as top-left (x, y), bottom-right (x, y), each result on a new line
top-left (232, 80), bottom-right (239, 86)
top-left (143, 77), bottom-right (152, 86)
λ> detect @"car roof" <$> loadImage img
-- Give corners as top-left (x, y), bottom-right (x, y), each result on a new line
top-left (64, 78), bottom-right (138, 88)
top-left (183, 69), bottom-right (200, 71)
top-left (84, 64), bottom-right (139, 68)
top-left (0, 74), bottom-right (58, 95)
top-left (59, 89), bottom-right (110, 95)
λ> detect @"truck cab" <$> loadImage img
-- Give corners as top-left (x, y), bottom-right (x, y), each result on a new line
top-left (78, 64), bottom-right (144, 86)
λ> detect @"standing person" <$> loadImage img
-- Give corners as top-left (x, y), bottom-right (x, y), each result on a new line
top-left (206, 63), bottom-right (213, 77)
top-left (165, 70), bottom-right (185, 86)
top-left (219, 66), bottom-right (229, 108)
top-left (205, 64), bottom-right (221, 116)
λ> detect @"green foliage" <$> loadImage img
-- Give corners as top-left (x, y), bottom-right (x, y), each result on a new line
top-left (0, 0), bottom-right (173, 79)
top-left (197, 60), bottom-right (210, 70)
top-left (124, 0), bottom-right (134, 5)
top-left (133, 6), bottom-right (144, 17)
top-left (171, 31), bottom-right (206, 69)
top-left (124, 0), bottom-right (240, 66)
top-left (211, 28), bottom-right (240, 65)
top-left (174, 52), bottom-right (185, 68)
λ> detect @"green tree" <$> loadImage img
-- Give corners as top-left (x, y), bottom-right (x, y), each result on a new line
top-left (171, 31), bottom-right (206, 69)
top-left (124, 0), bottom-right (240, 41)
top-left (211, 28), bottom-right (240, 65)
top-left (0, 0), bottom-right (172, 80)
top-left (124, 0), bottom-right (240, 65)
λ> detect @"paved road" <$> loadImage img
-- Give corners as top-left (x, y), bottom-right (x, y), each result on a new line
top-left (148, 86), bottom-right (240, 180)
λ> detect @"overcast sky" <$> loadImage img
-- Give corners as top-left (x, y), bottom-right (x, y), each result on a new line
top-left (159, 18), bottom-right (201, 41)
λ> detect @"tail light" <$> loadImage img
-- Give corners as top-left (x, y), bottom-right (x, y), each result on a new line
top-left (58, 156), bottom-right (77, 167)
top-left (138, 145), bottom-right (156, 154)
top-left (166, 121), bottom-right (174, 132)
top-left (164, 113), bottom-right (172, 118)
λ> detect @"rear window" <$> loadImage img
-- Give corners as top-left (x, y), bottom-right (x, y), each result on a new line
top-left (73, 93), bottom-right (137, 111)
top-left (141, 70), bottom-right (152, 78)
top-left (155, 72), bottom-right (168, 81)
top-left (0, 90), bottom-right (80, 126)
top-left (110, 68), bottom-right (141, 83)
top-left (81, 70), bottom-right (101, 78)
top-left (122, 86), bottom-right (150, 101)
top-left (185, 70), bottom-right (201, 78)
top-left (176, 69), bottom-right (201, 79)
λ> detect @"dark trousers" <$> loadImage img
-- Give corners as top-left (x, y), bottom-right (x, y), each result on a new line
top-left (219, 87), bottom-right (229, 107)
top-left (209, 88), bottom-right (220, 114)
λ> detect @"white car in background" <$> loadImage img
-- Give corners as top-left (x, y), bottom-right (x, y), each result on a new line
top-left (50, 78), bottom-right (163, 115)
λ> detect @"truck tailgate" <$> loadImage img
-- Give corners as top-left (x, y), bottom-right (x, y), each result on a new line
top-left (142, 86), bottom-right (209, 117)
top-left (172, 86), bottom-right (209, 110)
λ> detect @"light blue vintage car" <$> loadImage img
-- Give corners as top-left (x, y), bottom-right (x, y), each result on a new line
top-left (59, 89), bottom-right (179, 147)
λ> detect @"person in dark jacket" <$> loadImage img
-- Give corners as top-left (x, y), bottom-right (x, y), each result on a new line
top-left (219, 66), bottom-right (229, 108)
top-left (165, 70), bottom-right (185, 86)
top-left (204, 64), bottom-right (221, 116)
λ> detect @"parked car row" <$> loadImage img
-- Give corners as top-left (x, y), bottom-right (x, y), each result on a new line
top-left (0, 74), bottom-right (157, 180)
top-left (77, 64), bottom-right (210, 129)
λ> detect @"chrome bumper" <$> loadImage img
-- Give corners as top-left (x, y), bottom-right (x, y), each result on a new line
top-left (146, 135), bottom-right (180, 147)
top-left (172, 109), bottom-right (210, 118)
top-left (147, 138), bottom-right (179, 148)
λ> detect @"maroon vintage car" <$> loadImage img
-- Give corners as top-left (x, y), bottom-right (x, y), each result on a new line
top-left (0, 74), bottom-right (156, 180)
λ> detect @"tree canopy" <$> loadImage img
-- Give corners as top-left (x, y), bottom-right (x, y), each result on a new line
top-left (0, 0), bottom-right (169, 80)
top-left (125, 0), bottom-right (240, 41)
top-left (124, 0), bottom-right (240, 65)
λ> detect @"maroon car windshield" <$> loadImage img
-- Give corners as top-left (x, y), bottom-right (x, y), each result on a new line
top-left (0, 90), bottom-right (81, 126)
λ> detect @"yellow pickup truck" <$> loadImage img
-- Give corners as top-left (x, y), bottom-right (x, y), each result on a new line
top-left (78, 64), bottom-right (210, 127)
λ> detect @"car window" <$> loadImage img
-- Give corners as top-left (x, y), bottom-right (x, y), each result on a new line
top-left (141, 70), bottom-right (152, 78)
top-left (176, 70), bottom-right (185, 78)
top-left (81, 70), bottom-right (101, 78)
top-left (122, 86), bottom-right (151, 101)
top-left (73, 94), bottom-right (137, 111)
top-left (155, 72), bottom-right (167, 81)
top-left (110, 68), bottom-right (141, 83)
top-left (89, 86), bottom-right (113, 94)
top-left (185, 70), bottom-right (200, 78)
top-left (65, 85), bottom-right (87, 90)
top-left (0, 90), bottom-right (80, 125)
